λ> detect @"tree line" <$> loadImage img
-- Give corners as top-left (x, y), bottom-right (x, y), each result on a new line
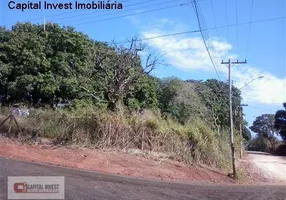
top-left (248, 105), bottom-right (286, 153)
top-left (0, 22), bottom-right (252, 140)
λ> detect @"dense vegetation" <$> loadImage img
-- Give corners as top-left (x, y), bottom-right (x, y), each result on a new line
top-left (250, 114), bottom-right (278, 150)
top-left (0, 23), bottom-right (250, 169)
top-left (274, 103), bottom-right (286, 140)
top-left (247, 113), bottom-right (285, 153)
top-left (0, 23), bottom-right (247, 131)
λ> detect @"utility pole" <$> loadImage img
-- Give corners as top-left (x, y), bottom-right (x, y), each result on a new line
top-left (239, 104), bottom-right (248, 159)
top-left (221, 59), bottom-right (247, 179)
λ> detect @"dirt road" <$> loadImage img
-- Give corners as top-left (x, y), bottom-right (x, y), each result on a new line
top-left (247, 151), bottom-right (286, 183)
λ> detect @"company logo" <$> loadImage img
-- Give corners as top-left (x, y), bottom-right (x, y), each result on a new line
top-left (14, 182), bottom-right (26, 193)
top-left (13, 182), bottom-right (59, 193)
top-left (8, 176), bottom-right (64, 199)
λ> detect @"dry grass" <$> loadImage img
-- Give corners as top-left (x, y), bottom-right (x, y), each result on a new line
top-left (0, 107), bottom-right (240, 170)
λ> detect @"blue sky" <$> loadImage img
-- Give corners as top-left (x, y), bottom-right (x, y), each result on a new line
top-left (1, 0), bottom-right (285, 137)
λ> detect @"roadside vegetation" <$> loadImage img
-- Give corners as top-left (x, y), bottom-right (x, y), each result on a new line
top-left (0, 23), bottom-right (252, 170)
top-left (247, 113), bottom-right (285, 155)
top-left (0, 107), bottom-right (240, 169)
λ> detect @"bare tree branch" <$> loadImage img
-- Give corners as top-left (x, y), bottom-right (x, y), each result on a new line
top-left (79, 86), bottom-right (106, 103)
top-left (87, 37), bottom-right (164, 111)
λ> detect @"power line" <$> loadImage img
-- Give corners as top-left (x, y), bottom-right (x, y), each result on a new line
top-left (5, 0), bottom-right (165, 26)
top-left (192, 0), bottom-right (221, 80)
top-left (196, 1), bottom-right (223, 79)
top-left (3, 3), bottom-right (187, 27)
top-left (5, 14), bottom-right (285, 35)
top-left (5, 5), bottom-right (284, 29)
top-left (196, 1), bottom-right (208, 39)
top-left (71, 3), bottom-right (191, 26)
top-left (195, 0), bottom-right (222, 79)
top-left (51, 0), bottom-right (161, 22)
top-left (245, 0), bottom-right (254, 57)
top-left (24, 0), bottom-right (135, 21)
top-left (60, 0), bottom-right (187, 24)
top-left (206, 16), bottom-right (285, 32)
top-left (210, 0), bottom-right (218, 35)
top-left (116, 29), bottom-right (201, 44)
top-left (7, 0), bottom-right (204, 26)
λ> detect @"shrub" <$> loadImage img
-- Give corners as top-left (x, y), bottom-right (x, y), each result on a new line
top-left (246, 137), bottom-right (272, 152)
top-left (272, 143), bottom-right (286, 156)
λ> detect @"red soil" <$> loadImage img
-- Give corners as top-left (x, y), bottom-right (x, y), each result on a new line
top-left (0, 136), bottom-right (236, 184)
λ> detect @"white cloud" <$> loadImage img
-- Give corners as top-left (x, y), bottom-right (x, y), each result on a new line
top-left (140, 21), bottom-right (286, 106)
top-left (145, 18), bottom-right (189, 32)
top-left (232, 67), bottom-right (286, 105)
top-left (142, 31), bottom-right (231, 72)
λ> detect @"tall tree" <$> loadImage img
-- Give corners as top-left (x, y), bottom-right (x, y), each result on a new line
top-left (89, 39), bottom-right (161, 111)
top-left (158, 78), bottom-right (208, 124)
top-left (0, 23), bottom-right (162, 111)
top-left (194, 79), bottom-right (242, 133)
top-left (250, 114), bottom-right (278, 149)
top-left (274, 109), bottom-right (286, 140)
top-left (125, 75), bottom-right (160, 110)
top-left (0, 22), bottom-right (96, 104)
top-left (242, 126), bottom-right (252, 141)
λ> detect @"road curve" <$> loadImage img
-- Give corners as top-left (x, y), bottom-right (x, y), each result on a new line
top-left (0, 157), bottom-right (285, 200)
top-left (247, 151), bottom-right (286, 182)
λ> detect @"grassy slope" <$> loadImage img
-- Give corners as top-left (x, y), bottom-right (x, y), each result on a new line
top-left (0, 107), bottom-right (241, 171)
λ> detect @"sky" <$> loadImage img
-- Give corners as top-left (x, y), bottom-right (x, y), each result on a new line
top-left (0, 0), bottom-right (285, 137)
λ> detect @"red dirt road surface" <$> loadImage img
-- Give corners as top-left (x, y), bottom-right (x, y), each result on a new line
top-left (0, 137), bottom-right (234, 184)
top-left (0, 136), bottom-right (284, 185)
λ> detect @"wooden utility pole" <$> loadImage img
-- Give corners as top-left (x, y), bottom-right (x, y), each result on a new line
top-left (221, 59), bottom-right (247, 179)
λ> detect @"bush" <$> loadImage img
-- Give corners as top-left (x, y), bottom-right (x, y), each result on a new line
top-left (185, 120), bottom-right (231, 169)
top-left (246, 137), bottom-right (272, 152)
top-left (273, 144), bottom-right (286, 156)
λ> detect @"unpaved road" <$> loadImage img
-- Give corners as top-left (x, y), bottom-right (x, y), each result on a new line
top-left (0, 157), bottom-right (286, 200)
top-left (247, 151), bottom-right (286, 183)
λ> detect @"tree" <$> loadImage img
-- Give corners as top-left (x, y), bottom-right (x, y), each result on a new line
top-left (159, 77), bottom-right (183, 113)
top-left (0, 22), bottom-right (96, 105)
top-left (242, 126), bottom-right (252, 141)
top-left (0, 23), bottom-right (162, 111)
top-left (158, 77), bottom-right (208, 124)
top-left (274, 109), bottom-right (286, 140)
top-left (194, 79), bottom-right (242, 133)
top-left (89, 38), bottom-right (162, 111)
top-left (170, 81), bottom-right (207, 124)
top-left (247, 136), bottom-right (273, 152)
top-left (250, 114), bottom-right (278, 150)
top-left (124, 75), bottom-right (160, 110)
